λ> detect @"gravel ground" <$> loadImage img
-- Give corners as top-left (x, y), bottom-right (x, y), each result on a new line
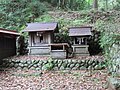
top-left (8, 55), bottom-right (49, 61)
top-left (0, 69), bottom-right (108, 90)
top-left (7, 55), bottom-right (104, 61)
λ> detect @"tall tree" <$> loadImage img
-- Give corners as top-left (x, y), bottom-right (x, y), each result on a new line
top-left (93, 0), bottom-right (98, 10)
top-left (105, 0), bottom-right (108, 10)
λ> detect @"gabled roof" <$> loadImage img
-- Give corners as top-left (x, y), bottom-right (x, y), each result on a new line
top-left (0, 28), bottom-right (20, 36)
top-left (69, 26), bottom-right (92, 36)
top-left (23, 22), bottom-right (58, 32)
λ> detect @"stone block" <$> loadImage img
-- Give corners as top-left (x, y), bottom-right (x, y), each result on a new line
top-left (29, 46), bottom-right (50, 55)
top-left (50, 50), bottom-right (67, 59)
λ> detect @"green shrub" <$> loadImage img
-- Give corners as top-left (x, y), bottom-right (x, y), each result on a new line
top-left (95, 21), bottom-right (120, 76)
top-left (42, 58), bottom-right (54, 70)
top-left (17, 35), bottom-right (28, 55)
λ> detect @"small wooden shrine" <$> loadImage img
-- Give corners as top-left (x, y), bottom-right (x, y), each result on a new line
top-left (23, 22), bottom-right (69, 58)
top-left (69, 26), bottom-right (92, 56)
top-left (23, 22), bottom-right (59, 55)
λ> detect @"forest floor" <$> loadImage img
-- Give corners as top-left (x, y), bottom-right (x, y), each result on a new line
top-left (0, 55), bottom-right (108, 90)
top-left (0, 69), bottom-right (108, 90)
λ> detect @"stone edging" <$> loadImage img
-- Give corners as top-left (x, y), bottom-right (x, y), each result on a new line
top-left (1, 58), bottom-right (106, 70)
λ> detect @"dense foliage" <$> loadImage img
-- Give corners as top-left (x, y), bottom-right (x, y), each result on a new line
top-left (95, 21), bottom-right (120, 76)
top-left (17, 35), bottom-right (28, 55)
top-left (0, 0), bottom-right (47, 30)
top-left (41, 0), bottom-right (120, 10)
top-left (1, 0), bottom-right (120, 31)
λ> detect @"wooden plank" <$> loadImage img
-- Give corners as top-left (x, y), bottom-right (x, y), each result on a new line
top-left (49, 43), bottom-right (69, 47)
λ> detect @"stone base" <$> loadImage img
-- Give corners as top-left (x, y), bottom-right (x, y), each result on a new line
top-left (50, 50), bottom-right (67, 59)
top-left (74, 53), bottom-right (90, 57)
top-left (29, 46), bottom-right (50, 55)
top-left (72, 45), bottom-right (90, 56)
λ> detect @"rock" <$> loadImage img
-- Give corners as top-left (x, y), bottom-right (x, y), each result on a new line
top-left (62, 63), bottom-right (67, 68)
top-left (78, 60), bottom-right (82, 63)
top-left (53, 67), bottom-right (59, 70)
top-left (72, 67), bottom-right (78, 70)
top-left (95, 60), bottom-right (99, 64)
top-left (19, 63), bottom-right (24, 68)
top-left (58, 62), bottom-right (63, 68)
top-left (11, 60), bottom-right (15, 63)
top-left (66, 68), bottom-right (71, 70)
top-left (15, 60), bottom-right (20, 63)
top-left (30, 67), bottom-right (35, 70)
top-left (67, 63), bottom-right (71, 68)
top-left (27, 60), bottom-right (32, 64)
top-left (75, 63), bottom-right (80, 68)
top-left (54, 59), bottom-right (58, 64)
top-left (72, 60), bottom-right (76, 64)
top-left (14, 64), bottom-right (19, 68)
top-left (24, 64), bottom-right (28, 67)
top-left (33, 60), bottom-right (39, 64)
top-left (80, 62), bottom-right (85, 66)
top-left (21, 60), bottom-right (26, 64)
top-left (88, 60), bottom-right (93, 65)
top-left (58, 60), bottom-right (63, 64)
top-left (94, 65), bottom-right (100, 70)
top-left (41, 65), bottom-right (46, 70)
top-left (43, 60), bottom-right (48, 64)
top-left (36, 68), bottom-right (41, 71)
top-left (92, 61), bottom-right (96, 67)
top-left (84, 62), bottom-right (89, 68)
top-left (70, 63), bottom-right (75, 69)
top-left (27, 63), bottom-right (35, 69)
top-left (38, 61), bottom-right (43, 65)
top-left (23, 67), bottom-right (28, 70)
top-left (37, 63), bottom-right (42, 67)
top-left (33, 64), bottom-right (38, 68)
top-left (10, 62), bottom-right (15, 67)
top-left (17, 67), bottom-right (22, 70)
top-left (59, 66), bottom-right (65, 70)
top-left (67, 59), bottom-right (72, 63)
top-left (80, 66), bottom-right (86, 70)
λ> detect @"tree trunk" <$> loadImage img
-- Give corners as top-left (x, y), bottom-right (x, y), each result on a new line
top-left (69, 0), bottom-right (73, 10)
top-left (105, 0), bottom-right (108, 10)
top-left (93, 0), bottom-right (98, 10)
top-left (58, 0), bottom-right (61, 9)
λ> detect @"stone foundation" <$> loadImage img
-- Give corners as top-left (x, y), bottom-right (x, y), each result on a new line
top-left (72, 45), bottom-right (89, 56)
top-left (29, 46), bottom-right (50, 55)
top-left (50, 50), bottom-right (67, 59)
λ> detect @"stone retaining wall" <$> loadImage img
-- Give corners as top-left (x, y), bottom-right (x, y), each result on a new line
top-left (1, 58), bottom-right (106, 70)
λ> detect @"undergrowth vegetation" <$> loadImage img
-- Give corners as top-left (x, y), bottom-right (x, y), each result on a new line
top-left (95, 21), bottom-right (120, 77)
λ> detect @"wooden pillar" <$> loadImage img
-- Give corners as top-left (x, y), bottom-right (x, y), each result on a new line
top-left (85, 38), bottom-right (87, 45)
top-left (63, 45), bottom-right (65, 51)
top-left (48, 33), bottom-right (51, 44)
top-left (74, 38), bottom-right (76, 45)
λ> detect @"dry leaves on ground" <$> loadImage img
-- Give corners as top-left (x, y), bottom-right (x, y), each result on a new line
top-left (0, 69), bottom-right (108, 90)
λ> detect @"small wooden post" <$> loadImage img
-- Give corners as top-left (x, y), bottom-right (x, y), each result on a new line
top-left (63, 45), bottom-right (65, 51)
